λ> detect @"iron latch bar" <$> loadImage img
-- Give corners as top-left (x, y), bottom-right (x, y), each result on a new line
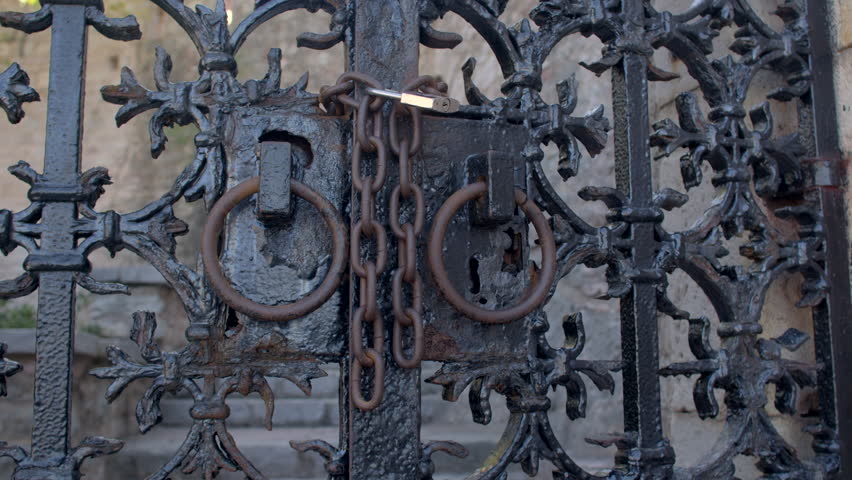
top-left (258, 140), bottom-right (293, 222)
top-left (465, 150), bottom-right (517, 226)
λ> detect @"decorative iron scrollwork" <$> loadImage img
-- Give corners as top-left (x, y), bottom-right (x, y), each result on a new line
top-left (416, 0), bottom-right (840, 478)
top-left (0, 0), bottom-right (845, 478)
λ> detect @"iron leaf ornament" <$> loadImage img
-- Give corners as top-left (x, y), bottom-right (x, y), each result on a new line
top-left (92, 310), bottom-right (327, 479)
top-left (414, 0), bottom-right (837, 477)
top-left (0, 342), bottom-right (21, 397)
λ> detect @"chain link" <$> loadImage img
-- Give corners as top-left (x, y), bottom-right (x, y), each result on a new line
top-left (389, 76), bottom-right (445, 370)
top-left (322, 74), bottom-right (444, 410)
top-left (328, 74), bottom-right (389, 411)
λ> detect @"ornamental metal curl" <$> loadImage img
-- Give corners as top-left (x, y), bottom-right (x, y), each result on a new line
top-left (415, 0), bottom-right (846, 478)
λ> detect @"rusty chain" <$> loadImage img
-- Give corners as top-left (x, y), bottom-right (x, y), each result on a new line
top-left (389, 76), bottom-right (445, 370)
top-left (321, 73), bottom-right (448, 410)
top-left (326, 73), bottom-right (389, 411)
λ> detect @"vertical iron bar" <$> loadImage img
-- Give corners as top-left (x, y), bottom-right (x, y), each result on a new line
top-left (30, 4), bottom-right (88, 462)
top-left (612, 0), bottom-right (673, 476)
top-left (346, 0), bottom-right (422, 478)
top-left (806, 0), bottom-right (852, 474)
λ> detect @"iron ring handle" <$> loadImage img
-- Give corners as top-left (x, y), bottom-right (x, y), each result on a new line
top-left (201, 176), bottom-right (348, 322)
top-left (427, 181), bottom-right (557, 324)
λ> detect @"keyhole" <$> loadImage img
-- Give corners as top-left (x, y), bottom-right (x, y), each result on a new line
top-left (468, 257), bottom-right (489, 305)
top-left (225, 307), bottom-right (242, 336)
top-left (469, 257), bottom-right (481, 295)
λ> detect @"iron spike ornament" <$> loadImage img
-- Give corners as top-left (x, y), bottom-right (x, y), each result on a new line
top-left (0, 0), bottom-right (845, 479)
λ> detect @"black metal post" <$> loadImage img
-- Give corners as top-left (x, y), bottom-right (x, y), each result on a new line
top-left (806, 0), bottom-right (852, 475)
top-left (29, 4), bottom-right (88, 463)
top-left (346, 1), bottom-right (423, 478)
top-left (613, 0), bottom-right (673, 475)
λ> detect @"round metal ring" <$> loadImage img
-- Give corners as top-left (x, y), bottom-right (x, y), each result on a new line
top-left (201, 176), bottom-right (348, 322)
top-left (427, 181), bottom-right (557, 324)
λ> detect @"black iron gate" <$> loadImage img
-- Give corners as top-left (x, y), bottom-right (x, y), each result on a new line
top-left (0, 0), bottom-right (849, 478)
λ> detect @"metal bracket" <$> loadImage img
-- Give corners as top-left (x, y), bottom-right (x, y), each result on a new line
top-left (25, 252), bottom-right (89, 272)
top-left (465, 150), bottom-right (516, 227)
top-left (257, 140), bottom-right (293, 223)
top-left (28, 183), bottom-right (87, 202)
top-left (806, 155), bottom-right (843, 188)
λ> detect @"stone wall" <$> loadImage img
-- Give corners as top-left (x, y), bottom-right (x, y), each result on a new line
top-left (0, 0), bottom-right (847, 478)
top-left (836, 0), bottom-right (852, 241)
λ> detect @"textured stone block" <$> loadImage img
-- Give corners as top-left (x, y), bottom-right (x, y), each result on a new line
top-left (840, 1), bottom-right (852, 50)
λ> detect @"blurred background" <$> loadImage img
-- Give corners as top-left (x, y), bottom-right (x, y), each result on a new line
top-left (0, 0), bottom-right (848, 478)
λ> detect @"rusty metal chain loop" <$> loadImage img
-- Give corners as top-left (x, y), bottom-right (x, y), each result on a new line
top-left (321, 73), bottom-right (447, 409)
top-left (427, 182), bottom-right (558, 324)
top-left (322, 72), bottom-right (390, 411)
top-left (387, 79), bottom-right (434, 369)
top-left (319, 72), bottom-right (384, 112)
top-left (201, 177), bottom-right (348, 322)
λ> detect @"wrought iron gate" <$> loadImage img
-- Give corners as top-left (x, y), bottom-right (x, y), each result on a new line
top-left (0, 0), bottom-right (849, 478)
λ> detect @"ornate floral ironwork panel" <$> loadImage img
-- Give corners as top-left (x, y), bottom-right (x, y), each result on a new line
top-left (0, 0), bottom-right (848, 479)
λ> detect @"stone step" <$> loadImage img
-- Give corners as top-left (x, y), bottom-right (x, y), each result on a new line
top-left (104, 424), bottom-right (598, 479)
top-left (160, 397), bottom-right (340, 428)
top-left (104, 426), bottom-right (338, 479)
top-left (158, 393), bottom-right (495, 428)
top-left (166, 365), bottom-right (446, 400)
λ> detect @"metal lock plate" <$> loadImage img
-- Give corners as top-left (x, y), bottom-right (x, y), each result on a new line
top-left (418, 116), bottom-right (530, 362)
top-left (218, 102), bottom-right (348, 358)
